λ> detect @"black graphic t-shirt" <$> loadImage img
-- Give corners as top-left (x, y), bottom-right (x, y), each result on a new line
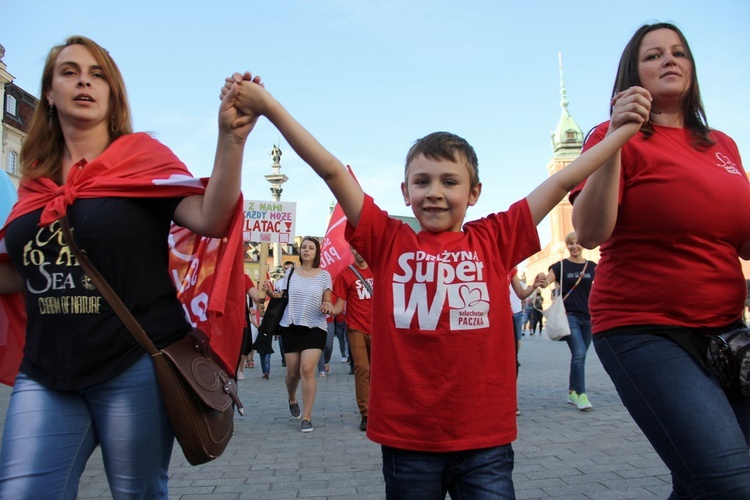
top-left (550, 259), bottom-right (596, 318)
top-left (5, 197), bottom-right (190, 390)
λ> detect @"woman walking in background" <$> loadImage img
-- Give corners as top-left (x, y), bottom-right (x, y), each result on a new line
top-left (544, 231), bottom-right (596, 411)
top-left (264, 237), bottom-right (334, 432)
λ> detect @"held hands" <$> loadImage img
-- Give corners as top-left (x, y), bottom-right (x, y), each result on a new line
top-left (218, 73), bottom-right (263, 142)
top-left (608, 86), bottom-right (652, 136)
top-left (221, 71), bottom-right (272, 122)
top-left (532, 272), bottom-right (548, 289)
top-left (320, 301), bottom-right (334, 315)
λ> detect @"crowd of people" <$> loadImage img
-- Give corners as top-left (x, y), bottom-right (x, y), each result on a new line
top-left (2, 20), bottom-right (749, 499)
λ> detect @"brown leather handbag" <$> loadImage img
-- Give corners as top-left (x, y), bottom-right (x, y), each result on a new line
top-left (60, 217), bottom-right (243, 465)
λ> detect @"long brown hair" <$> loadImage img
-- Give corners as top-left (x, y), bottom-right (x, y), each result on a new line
top-left (611, 22), bottom-right (713, 148)
top-left (20, 36), bottom-right (133, 182)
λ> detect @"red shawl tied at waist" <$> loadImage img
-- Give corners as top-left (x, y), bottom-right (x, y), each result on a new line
top-left (0, 132), bottom-right (246, 385)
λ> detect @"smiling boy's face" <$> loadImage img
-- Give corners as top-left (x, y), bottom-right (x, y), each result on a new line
top-left (401, 153), bottom-right (482, 233)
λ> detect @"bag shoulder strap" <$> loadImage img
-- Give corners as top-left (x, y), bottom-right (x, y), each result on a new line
top-left (59, 217), bottom-right (158, 355)
top-left (282, 267), bottom-right (294, 298)
top-left (561, 260), bottom-right (589, 301)
top-left (348, 264), bottom-right (373, 295)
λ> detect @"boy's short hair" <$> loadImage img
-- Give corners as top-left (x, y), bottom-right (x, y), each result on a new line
top-left (404, 132), bottom-right (480, 187)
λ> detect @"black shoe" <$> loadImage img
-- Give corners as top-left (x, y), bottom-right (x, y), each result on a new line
top-left (289, 402), bottom-right (301, 419)
top-left (359, 416), bottom-right (368, 431)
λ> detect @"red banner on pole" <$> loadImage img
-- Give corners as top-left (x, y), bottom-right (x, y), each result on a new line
top-left (319, 166), bottom-right (357, 282)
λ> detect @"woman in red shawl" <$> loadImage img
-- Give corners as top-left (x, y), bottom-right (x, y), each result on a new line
top-left (0, 36), bottom-right (256, 498)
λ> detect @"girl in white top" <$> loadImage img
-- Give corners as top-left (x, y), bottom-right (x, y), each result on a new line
top-left (263, 237), bottom-right (334, 432)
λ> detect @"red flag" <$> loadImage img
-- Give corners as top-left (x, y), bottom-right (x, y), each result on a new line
top-left (319, 166), bottom-right (357, 281)
top-left (168, 202), bottom-right (246, 373)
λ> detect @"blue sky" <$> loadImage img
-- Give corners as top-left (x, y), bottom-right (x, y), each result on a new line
top-left (3, 1), bottom-right (749, 244)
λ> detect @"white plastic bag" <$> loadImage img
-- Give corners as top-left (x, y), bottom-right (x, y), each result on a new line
top-left (543, 296), bottom-right (571, 341)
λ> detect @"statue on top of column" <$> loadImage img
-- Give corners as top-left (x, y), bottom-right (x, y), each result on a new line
top-left (270, 144), bottom-right (282, 165)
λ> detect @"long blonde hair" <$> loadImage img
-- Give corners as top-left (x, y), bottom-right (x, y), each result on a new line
top-left (20, 36), bottom-right (133, 182)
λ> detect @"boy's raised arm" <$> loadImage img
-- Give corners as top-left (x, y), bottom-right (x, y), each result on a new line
top-left (524, 86), bottom-right (651, 226)
top-left (225, 73), bottom-right (365, 228)
top-left (572, 87), bottom-right (653, 248)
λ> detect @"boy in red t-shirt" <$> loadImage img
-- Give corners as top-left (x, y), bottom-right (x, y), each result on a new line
top-left (223, 72), bottom-right (650, 497)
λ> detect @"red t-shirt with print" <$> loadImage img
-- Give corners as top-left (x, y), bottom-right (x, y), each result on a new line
top-left (334, 265), bottom-right (374, 334)
top-left (346, 195), bottom-right (540, 452)
top-left (572, 123), bottom-right (750, 333)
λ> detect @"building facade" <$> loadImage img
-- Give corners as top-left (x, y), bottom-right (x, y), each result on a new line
top-left (1, 44), bottom-right (37, 189)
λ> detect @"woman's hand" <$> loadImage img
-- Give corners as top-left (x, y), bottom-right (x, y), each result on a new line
top-left (320, 301), bottom-right (334, 315)
top-left (172, 74), bottom-right (261, 238)
top-left (221, 71), bottom-right (271, 121)
top-left (218, 74), bottom-right (262, 142)
top-left (608, 86), bottom-right (652, 135)
top-left (532, 272), bottom-right (548, 289)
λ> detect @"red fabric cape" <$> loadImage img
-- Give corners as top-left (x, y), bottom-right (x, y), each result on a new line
top-left (0, 133), bottom-right (245, 385)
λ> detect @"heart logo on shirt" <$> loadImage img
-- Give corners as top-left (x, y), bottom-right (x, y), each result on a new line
top-left (459, 285), bottom-right (484, 308)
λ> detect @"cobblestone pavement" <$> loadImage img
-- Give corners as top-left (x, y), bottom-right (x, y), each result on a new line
top-left (0, 331), bottom-right (671, 499)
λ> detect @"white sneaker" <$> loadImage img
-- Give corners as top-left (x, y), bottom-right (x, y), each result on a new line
top-left (341, 356), bottom-right (348, 363)
top-left (237, 371), bottom-right (245, 380)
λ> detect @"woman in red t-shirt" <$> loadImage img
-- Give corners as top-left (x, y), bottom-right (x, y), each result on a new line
top-left (572, 22), bottom-right (750, 498)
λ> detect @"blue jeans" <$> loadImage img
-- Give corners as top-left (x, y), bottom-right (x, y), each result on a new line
top-left (512, 311), bottom-right (524, 341)
top-left (565, 314), bottom-right (591, 394)
top-left (333, 319), bottom-right (348, 357)
top-left (318, 319), bottom-right (347, 372)
top-left (0, 355), bottom-right (173, 499)
top-left (382, 444), bottom-right (515, 499)
top-left (260, 352), bottom-right (271, 375)
top-left (595, 333), bottom-right (750, 499)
